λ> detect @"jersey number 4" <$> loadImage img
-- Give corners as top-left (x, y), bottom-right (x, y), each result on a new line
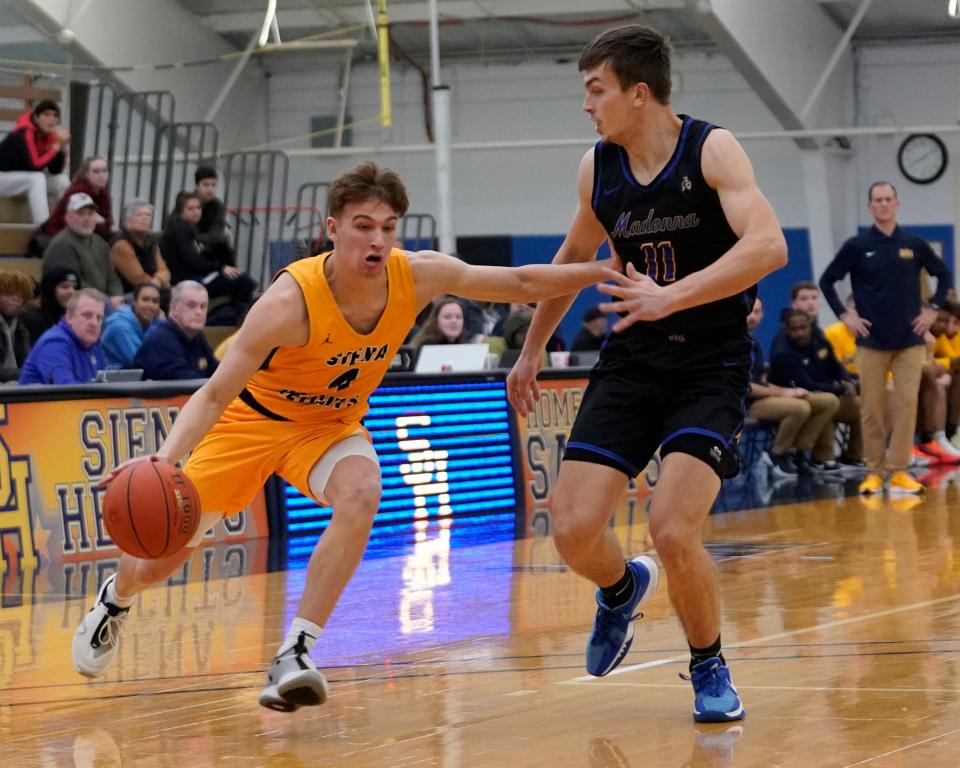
top-left (640, 241), bottom-right (676, 282)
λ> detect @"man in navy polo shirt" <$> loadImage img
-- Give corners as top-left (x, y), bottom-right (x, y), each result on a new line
top-left (820, 181), bottom-right (952, 496)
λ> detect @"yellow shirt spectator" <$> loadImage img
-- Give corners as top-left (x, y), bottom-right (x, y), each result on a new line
top-left (824, 321), bottom-right (858, 376)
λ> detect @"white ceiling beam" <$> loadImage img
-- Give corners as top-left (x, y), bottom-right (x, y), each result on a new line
top-left (199, 0), bottom-right (687, 34)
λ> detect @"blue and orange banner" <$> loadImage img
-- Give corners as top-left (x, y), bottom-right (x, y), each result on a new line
top-left (0, 396), bottom-right (268, 574)
top-left (515, 376), bottom-right (655, 538)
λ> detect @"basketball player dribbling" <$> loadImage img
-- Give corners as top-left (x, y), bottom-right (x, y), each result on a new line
top-left (72, 161), bottom-right (620, 712)
top-left (507, 25), bottom-right (787, 722)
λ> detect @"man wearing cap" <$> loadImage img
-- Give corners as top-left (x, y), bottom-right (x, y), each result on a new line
top-left (0, 99), bottom-right (70, 223)
top-left (42, 192), bottom-right (124, 308)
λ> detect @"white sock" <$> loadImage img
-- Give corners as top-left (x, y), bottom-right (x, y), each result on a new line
top-left (106, 579), bottom-right (136, 609)
top-left (278, 617), bottom-right (322, 656)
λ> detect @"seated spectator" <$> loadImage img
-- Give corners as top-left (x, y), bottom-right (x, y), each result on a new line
top-left (746, 298), bottom-right (839, 475)
top-left (41, 155), bottom-right (113, 241)
top-left (134, 281), bottom-right (217, 380)
top-left (22, 267), bottom-right (78, 343)
top-left (194, 165), bottom-right (234, 266)
top-left (42, 193), bottom-right (124, 307)
top-left (571, 306), bottom-right (607, 352)
top-left (824, 295), bottom-right (859, 378)
top-left (0, 100), bottom-right (69, 223)
top-left (110, 199), bottom-right (171, 299)
top-left (411, 298), bottom-right (467, 348)
top-left (772, 281), bottom-right (829, 356)
top-left (770, 309), bottom-right (864, 466)
top-left (19, 288), bottom-right (106, 384)
top-left (503, 312), bottom-right (533, 350)
top-left (101, 283), bottom-right (162, 368)
top-left (161, 191), bottom-right (256, 319)
top-left (496, 302), bottom-right (565, 352)
top-left (931, 303), bottom-right (960, 449)
top-left (0, 269), bottom-right (35, 382)
top-left (916, 327), bottom-right (960, 464)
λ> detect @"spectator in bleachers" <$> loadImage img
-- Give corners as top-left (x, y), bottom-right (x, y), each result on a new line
top-left (770, 309), bottom-right (863, 470)
top-left (22, 266), bottom-right (77, 343)
top-left (43, 193), bottom-right (124, 308)
top-left (110, 199), bottom-right (171, 300)
top-left (101, 282), bottom-right (162, 369)
top-left (496, 301), bottom-right (565, 352)
top-left (161, 191), bottom-right (256, 321)
top-left (820, 181), bottom-right (952, 495)
top-left (824, 295), bottom-right (859, 377)
top-left (133, 280), bottom-right (217, 380)
top-left (746, 298), bottom-right (839, 475)
top-left (194, 165), bottom-right (234, 266)
top-left (931, 303), bottom-right (960, 449)
top-left (0, 99), bottom-right (69, 223)
top-left (571, 306), bottom-right (607, 352)
top-left (41, 156), bottom-right (113, 241)
top-left (411, 298), bottom-right (468, 348)
top-left (915, 323), bottom-right (960, 464)
top-left (0, 269), bottom-right (35, 382)
top-left (503, 312), bottom-right (533, 351)
top-left (19, 287), bottom-right (106, 384)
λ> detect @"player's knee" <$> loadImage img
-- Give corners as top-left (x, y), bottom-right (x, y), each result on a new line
top-left (330, 475), bottom-right (381, 516)
top-left (551, 510), bottom-right (603, 558)
top-left (648, 517), bottom-right (697, 562)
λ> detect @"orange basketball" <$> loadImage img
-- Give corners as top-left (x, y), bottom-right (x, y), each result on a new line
top-left (103, 460), bottom-right (201, 559)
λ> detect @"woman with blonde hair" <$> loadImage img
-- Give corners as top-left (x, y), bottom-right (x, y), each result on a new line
top-left (410, 298), bottom-right (467, 348)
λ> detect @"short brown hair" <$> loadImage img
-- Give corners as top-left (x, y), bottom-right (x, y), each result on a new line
top-left (327, 161), bottom-right (409, 219)
top-left (578, 25), bottom-right (672, 103)
top-left (790, 281), bottom-right (818, 300)
top-left (0, 269), bottom-right (35, 303)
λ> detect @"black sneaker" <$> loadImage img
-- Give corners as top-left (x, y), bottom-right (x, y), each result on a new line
top-left (808, 459), bottom-right (843, 473)
top-left (767, 451), bottom-right (798, 478)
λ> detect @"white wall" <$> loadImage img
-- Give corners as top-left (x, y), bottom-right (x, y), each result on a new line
top-left (265, 40), bottom-right (960, 239)
top-left (268, 51), bottom-right (808, 235)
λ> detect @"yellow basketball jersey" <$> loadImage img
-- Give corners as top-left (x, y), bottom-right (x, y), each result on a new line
top-left (242, 248), bottom-right (417, 424)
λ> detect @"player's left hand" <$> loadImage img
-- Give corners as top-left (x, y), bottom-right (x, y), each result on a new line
top-left (597, 263), bottom-right (674, 331)
top-left (912, 306), bottom-right (937, 336)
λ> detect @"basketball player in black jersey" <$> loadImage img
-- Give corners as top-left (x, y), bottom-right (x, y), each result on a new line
top-left (507, 25), bottom-right (786, 722)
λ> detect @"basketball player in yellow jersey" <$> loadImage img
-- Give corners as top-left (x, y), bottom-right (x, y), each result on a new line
top-left (72, 161), bottom-right (619, 711)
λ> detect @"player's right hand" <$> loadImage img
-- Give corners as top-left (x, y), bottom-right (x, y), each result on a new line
top-left (97, 455), bottom-right (160, 488)
top-left (507, 354), bottom-right (542, 416)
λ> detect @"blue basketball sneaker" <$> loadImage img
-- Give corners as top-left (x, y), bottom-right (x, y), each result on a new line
top-left (585, 555), bottom-right (659, 676)
top-left (685, 657), bottom-right (745, 722)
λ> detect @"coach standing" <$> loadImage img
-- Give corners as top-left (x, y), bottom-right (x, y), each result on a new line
top-left (820, 181), bottom-right (952, 496)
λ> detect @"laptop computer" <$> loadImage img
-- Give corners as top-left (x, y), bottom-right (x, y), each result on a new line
top-left (389, 345), bottom-right (418, 372)
top-left (414, 343), bottom-right (490, 373)
top-left (95, 369), bottom-right (144, 383)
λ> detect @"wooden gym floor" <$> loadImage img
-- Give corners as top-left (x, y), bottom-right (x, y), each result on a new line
top-left (4, 469), bottom-right (960, 767)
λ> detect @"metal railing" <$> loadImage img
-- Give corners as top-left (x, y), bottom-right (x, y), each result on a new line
top-left (158, 121), bottom-right (219, 225)
top-left (221, 151), bottom-right (290, 287)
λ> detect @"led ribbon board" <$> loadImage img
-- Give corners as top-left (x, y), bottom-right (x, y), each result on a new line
top-left (284, 380), bottom-right (518, 563)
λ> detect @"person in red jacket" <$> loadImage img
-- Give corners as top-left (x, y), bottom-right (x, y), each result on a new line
top-left (42, 155), bottom-right (113, 240)
top-left (0, 99), bottom-right (70, 223)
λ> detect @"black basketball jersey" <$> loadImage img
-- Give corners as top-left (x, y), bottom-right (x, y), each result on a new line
top-left (591, 115), bottom-right (754, 338)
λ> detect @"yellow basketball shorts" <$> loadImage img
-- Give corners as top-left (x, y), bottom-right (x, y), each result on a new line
top-left (183, 398), bottom-right (369, 515)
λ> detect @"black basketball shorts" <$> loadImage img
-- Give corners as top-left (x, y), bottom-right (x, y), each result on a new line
top-left (563, 335), bottom-right (751, 480)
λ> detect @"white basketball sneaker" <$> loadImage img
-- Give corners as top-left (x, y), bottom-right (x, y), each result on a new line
top-left (258, 634), bottom-right (329, 712)
top-left (72, 574), bottom-right (132, 678)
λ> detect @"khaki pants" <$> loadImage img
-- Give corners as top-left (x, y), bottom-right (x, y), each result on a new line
top-left (835, 393), bottom-right (863, 462)
top-left (748, 393), bottom-right (839, 460)
top-left (857, 344), bottom-right (926, 475)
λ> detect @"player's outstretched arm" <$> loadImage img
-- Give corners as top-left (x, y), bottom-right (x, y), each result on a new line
top-left (409, 242), bottom-right (615, 309)
top-left (598, 129), bottom-right (787, 332)
top-left (100, 274), bottom-right (309, 484)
